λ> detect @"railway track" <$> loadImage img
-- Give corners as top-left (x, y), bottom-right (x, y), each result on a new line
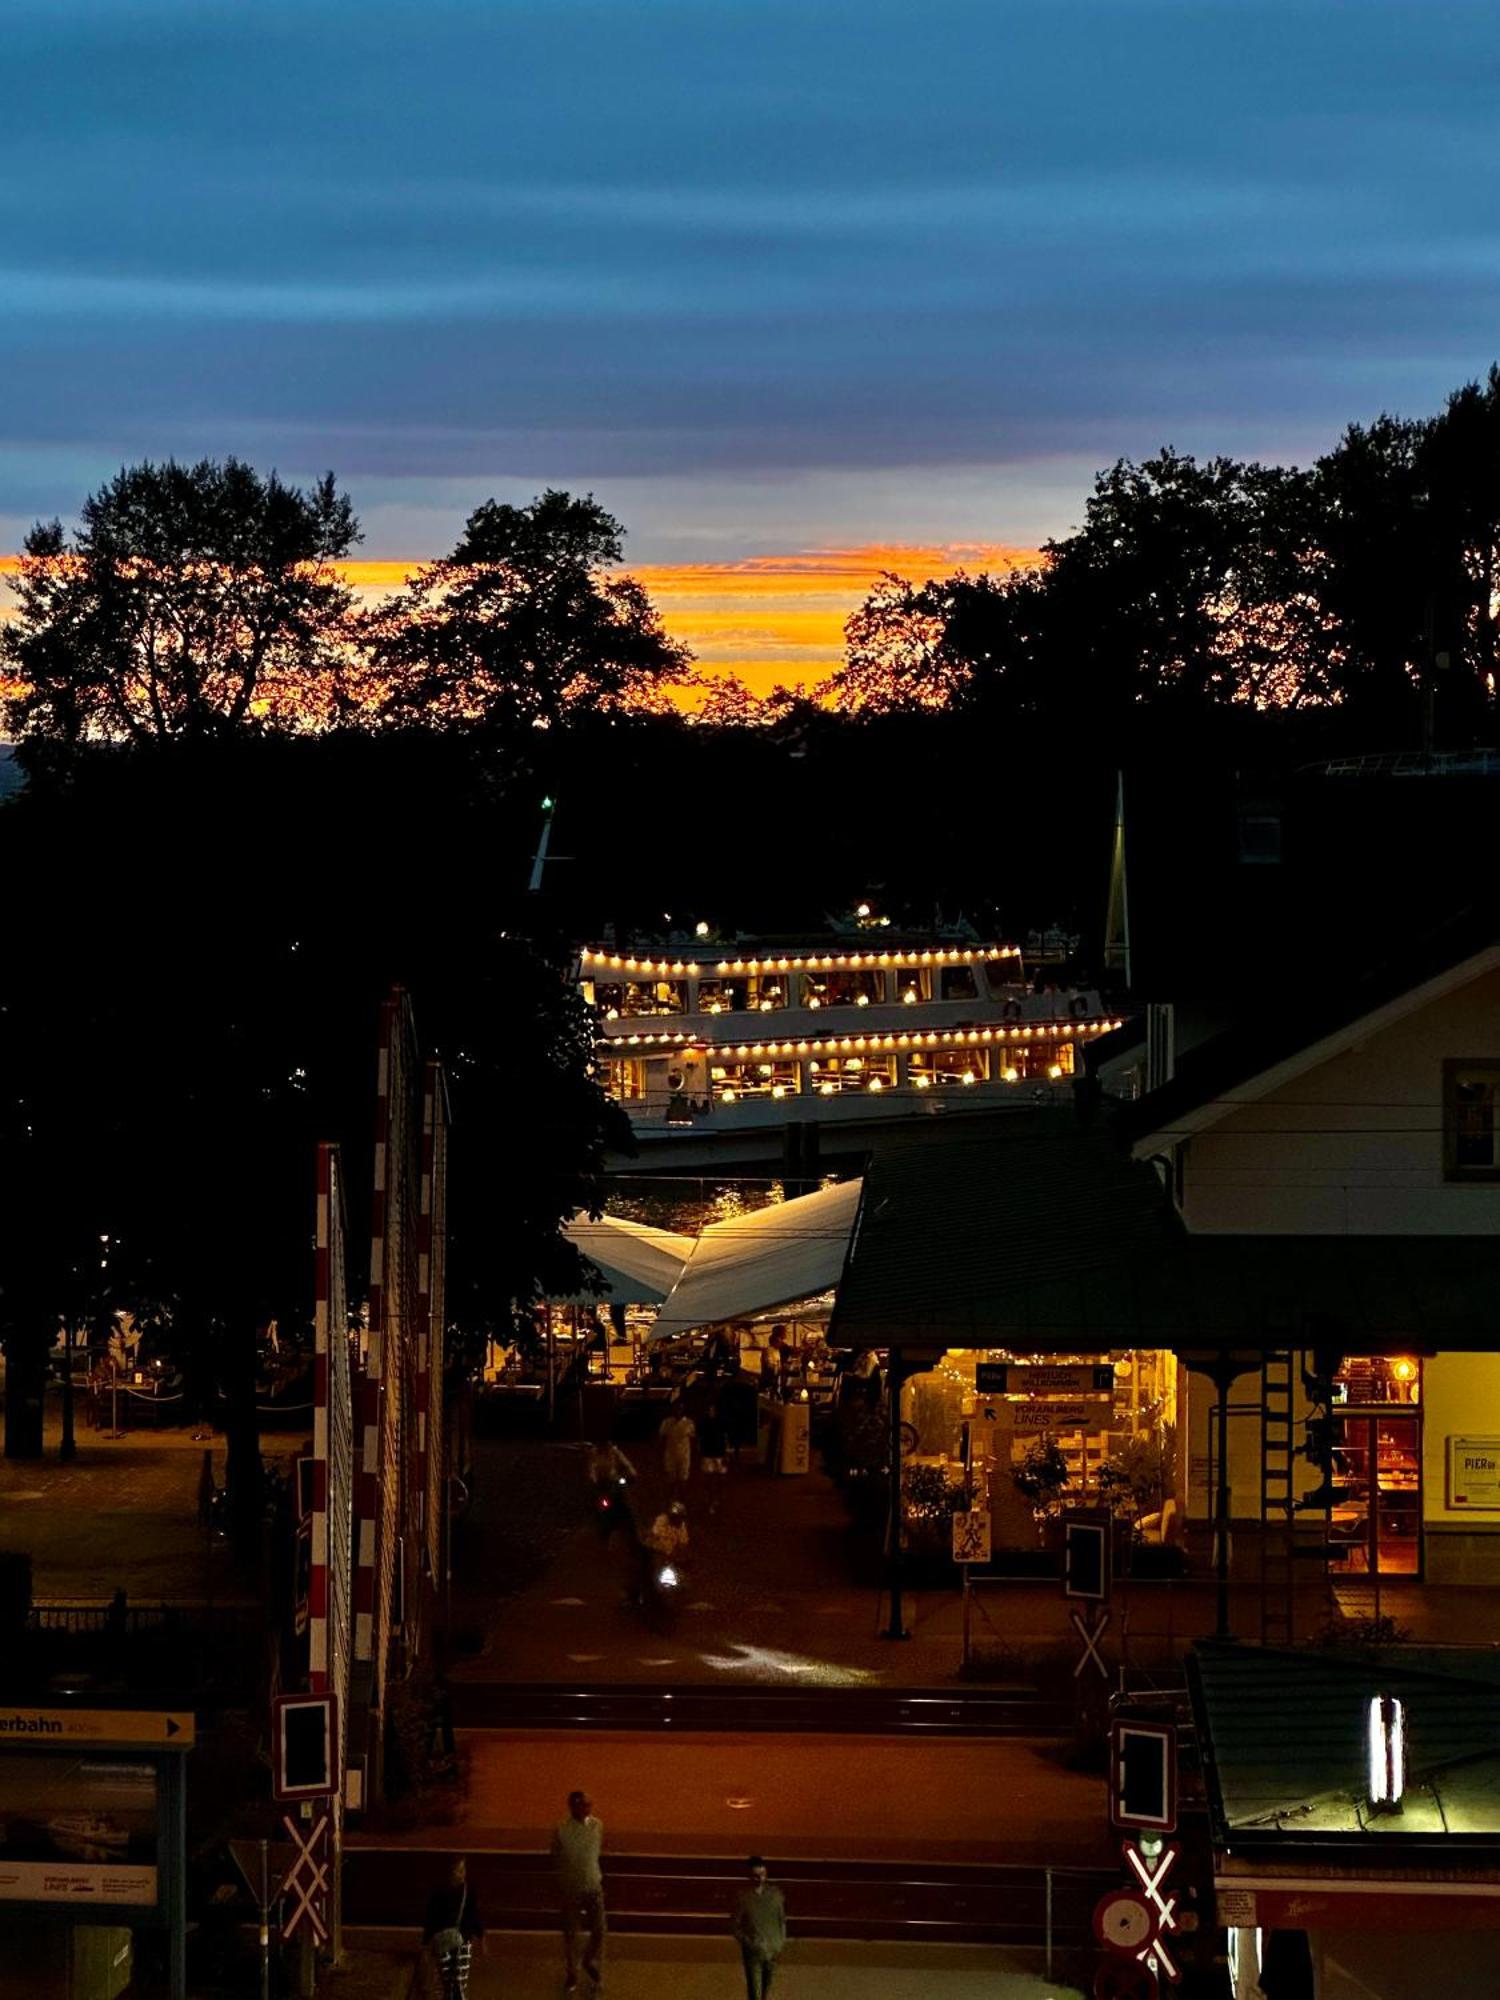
top-left (448, 1680), bottom-right (1071, 1736)
top-left (344, 1848), bottom-right (1112, 1949)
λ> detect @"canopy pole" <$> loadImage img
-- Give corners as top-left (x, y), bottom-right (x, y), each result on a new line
top-left (546, 1307), bottom-right (556, 1426)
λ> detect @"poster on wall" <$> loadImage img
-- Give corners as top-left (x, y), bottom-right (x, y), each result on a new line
top-left (0, 1752), bottom-right (159, 1907)
top-left (1448, 1437), bottom-right (1500, 1510)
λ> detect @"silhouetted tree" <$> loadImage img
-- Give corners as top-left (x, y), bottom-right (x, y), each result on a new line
top-left (0, 736), bottom-right (625, 1490)
top-left (2, 459), bottom-right (359, 749)
top-left (365, 490), bottom-right (689, 735)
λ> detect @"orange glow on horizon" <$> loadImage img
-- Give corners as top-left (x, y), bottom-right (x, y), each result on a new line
top-left (2, 540), bottom-right (1040, 710)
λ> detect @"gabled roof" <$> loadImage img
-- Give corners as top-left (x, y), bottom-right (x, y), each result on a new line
top-left (1125, 903), bottom-right (1500, 1157)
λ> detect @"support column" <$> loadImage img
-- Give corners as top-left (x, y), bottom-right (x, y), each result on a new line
top-left (1215, 1365), bottom-right (1233, 1641)
top-left (883, 1347), bottom-right (910, 1641)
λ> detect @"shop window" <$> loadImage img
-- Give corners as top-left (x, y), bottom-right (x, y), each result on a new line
top-left (1444, 1060), bottom-right (1500, 1180)
top-left (909, 1048), bottom-right (989, 1089)
top-left (1334, 1355), bottom-right (1421, 1406)
top-left (805, 969), bottom-right (887, 1010)
top-left (604, 1057), bottom-right (647, 1102)
top-left (592, 980), bottom-right (685, 1020)
top-left (710, 1058), bottom-right (800, 1102)
top-left (896, 967), bottom-right (932, 1006)
top-left (808, 1054), bottom-right (896, 1096)
top-left (939, 964), bottom-right (978, 1001)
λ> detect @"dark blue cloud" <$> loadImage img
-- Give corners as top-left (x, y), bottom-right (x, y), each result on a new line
top-left (4, 0), bottom-right (1500, 553)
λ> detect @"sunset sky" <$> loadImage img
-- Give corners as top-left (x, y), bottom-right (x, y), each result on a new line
top-left (5, 2), bottom-right (1500, 694)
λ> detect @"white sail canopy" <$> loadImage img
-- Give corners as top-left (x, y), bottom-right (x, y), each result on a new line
top-left (556, 1213), bottom-right (694, 1306)
top-left (647, 1177), bottom-right (864, 1339)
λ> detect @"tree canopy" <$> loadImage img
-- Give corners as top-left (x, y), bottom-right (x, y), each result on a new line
top-left (2, 459), bottom-right (359, 748)
top-left (0, 735), bottom-right (627, 1463)
top-left (363, 489), bottom-right (689, 734)
top-left (829, 367), bottom-right (1500, 741)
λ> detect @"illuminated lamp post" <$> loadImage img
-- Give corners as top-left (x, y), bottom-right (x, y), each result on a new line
top-left (1368, 1693), bottom-right (1405, 1815)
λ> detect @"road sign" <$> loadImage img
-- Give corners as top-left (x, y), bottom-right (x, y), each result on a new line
top-left (1111, 1719), bottom-right (1178, 1833)
top-left (279, 1812), bottom-right (329, 1945)
top-left (272, 1694), bottom-right (338, 1803)
top-left (0, 1707), bottom-right (194, 1748)
top-left (1094, 1888), bottom-right (1157, 1954)
top-left (980, 1363), bottom-right (1115, 1396)
top-left (1071, 1605), bottom-right (1112, 1681)
top-left (951, 1510), bottom-right (992, 1564)
top-left (1064, 1518), bottom-right (1111, 1601)
top-left (228, 1840), bottom-right (296, 1906)
top-left (1124, 1840), bottom-right (1180, 1935)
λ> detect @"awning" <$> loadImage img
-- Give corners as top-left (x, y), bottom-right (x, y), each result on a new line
top-left (555, 1213), bottom-right (694, 1306)
top-left (649, 1178), bottom-right (864, 1340)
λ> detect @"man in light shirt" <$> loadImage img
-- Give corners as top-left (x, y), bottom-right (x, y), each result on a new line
top-left (549, 1788), bottom-right (605, 1991)
top-left (730, 1855), bottom-right (787, 1999)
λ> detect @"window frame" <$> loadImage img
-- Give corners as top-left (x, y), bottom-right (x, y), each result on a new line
top-left (1443, 1058), bottom-right (1500, 1183)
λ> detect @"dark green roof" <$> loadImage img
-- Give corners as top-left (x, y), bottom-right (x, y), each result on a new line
top-left (1190, 1642), bottom-right (1500, 1853)
top-left (829, 1113), bottom-right (1500, 1350)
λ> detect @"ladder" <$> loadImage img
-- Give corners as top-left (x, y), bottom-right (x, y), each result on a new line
top-left (1260, 1351), bottom-right (1297, 1646)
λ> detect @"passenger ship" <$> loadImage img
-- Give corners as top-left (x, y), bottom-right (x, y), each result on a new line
top-left (579, 932), bottom-right (1124, 1149)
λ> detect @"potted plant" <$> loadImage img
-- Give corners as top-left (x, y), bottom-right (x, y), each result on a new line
top-left (1012, 1437), bottom-right (1070, 1542)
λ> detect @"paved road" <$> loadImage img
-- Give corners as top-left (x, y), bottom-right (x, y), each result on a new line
top-left (331, 1934), bottom-right (1087, 1999)
top-left (344, 1849), bottom-right (1112, 1949)
top-left (353, 1728), bottom-right (1114, 1866)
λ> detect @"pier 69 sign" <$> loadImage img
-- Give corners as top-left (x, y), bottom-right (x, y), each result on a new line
top-left (1448, 1437), bottom-right (1500, 1510)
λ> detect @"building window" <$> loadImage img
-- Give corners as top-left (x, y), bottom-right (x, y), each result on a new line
top-left (592, 979), bottom-right (685, 1019)
top-left (1334, 1355), bottom-right (1421, 1406)
top-left (709, 1058), bottom-right (800, 1102)
top-left (908, 1048), bottom-right (989, 1089)
top-left (808, 1054), bottom-right (896, 1096)
top-left (745, 974), bottom-right (788, 1013)
top-left (896, 967), bottom-right (932, 1006)
top-left (604, 1057), bottom-right (647, 1102)
top-left (1444, 1060), bottom-right (1500, 1180)
top-left (804, 969), bottom-right (886, 1009)
top-left (697, 977), bottom-right (746, 1015)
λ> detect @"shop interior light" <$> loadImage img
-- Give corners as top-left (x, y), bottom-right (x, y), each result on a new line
top-left (1368, 1693), bottom-right (1405, 1812)
top-left (1392, 1358), bottom-right (1418, 1382)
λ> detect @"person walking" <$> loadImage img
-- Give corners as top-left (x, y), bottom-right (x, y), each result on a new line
top-left (550, 1788), bottom-right (606, 1991)
top-left (730, 1856), bottom-right (787, 2000)
top-left (659, 1401), bottom-right (696, 1495)
top-left (414, 1855), bottom-right (484, 2000)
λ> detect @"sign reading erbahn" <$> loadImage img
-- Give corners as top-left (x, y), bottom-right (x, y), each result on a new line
top-left (0, 1709), bottom-right (194, 1748)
